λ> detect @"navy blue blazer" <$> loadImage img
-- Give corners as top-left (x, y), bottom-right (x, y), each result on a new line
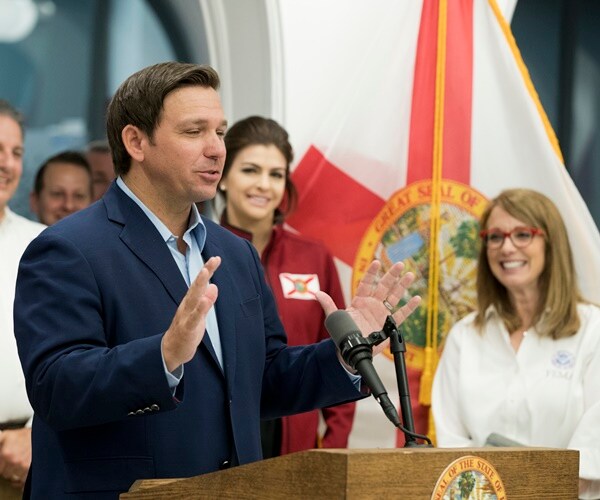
top-left (14, 183), bottom-right (362, 499)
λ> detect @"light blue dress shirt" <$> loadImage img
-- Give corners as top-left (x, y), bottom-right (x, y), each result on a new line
top-left (116, 178), bottom-right (359, 391)
top-left (116, 178), bottom-right (222, 388)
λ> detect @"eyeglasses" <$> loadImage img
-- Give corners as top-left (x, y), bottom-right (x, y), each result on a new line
top-left (479, 226), bottom-right (544, 249)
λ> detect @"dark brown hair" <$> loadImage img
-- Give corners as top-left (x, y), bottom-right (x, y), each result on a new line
top-left (86, 140), bottom-right (110, 154)
top-left (220, 115), bottom-right (298, 223)
top-left (106, 62), bottom-right (220, 176)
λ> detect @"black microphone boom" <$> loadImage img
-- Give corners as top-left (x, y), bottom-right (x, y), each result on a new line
top-left (325, 310), bottom-right (401, 427)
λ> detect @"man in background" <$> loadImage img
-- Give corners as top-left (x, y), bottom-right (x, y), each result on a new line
top-left (86, 140), bottom-right (115, 201)
top-left (0, 99), bottom-right (45, 495)
top-left (29, 150), bottom-right (92, 225)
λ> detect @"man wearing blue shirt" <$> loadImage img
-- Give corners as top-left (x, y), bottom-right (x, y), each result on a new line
top-left (13, 62), bottom-right (419, 499)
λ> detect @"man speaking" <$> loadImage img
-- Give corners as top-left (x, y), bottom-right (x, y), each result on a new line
top-left (14, 62), bottom-right (420, 499)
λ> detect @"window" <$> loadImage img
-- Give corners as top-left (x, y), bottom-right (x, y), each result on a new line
top-left (0, 0), bottom-right (179, 218)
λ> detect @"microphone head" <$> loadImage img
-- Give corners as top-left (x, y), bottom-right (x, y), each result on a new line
top-left (324, 310), bottom-right (362, 347)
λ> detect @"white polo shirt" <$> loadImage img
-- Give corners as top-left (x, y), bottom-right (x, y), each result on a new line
top-left (0, 207), bottom-right (45, 424)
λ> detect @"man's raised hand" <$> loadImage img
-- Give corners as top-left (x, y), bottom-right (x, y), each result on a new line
top-left (316, 260), bottom-right (420, 356)
top-left (162, 256), bottom-right (221, 372)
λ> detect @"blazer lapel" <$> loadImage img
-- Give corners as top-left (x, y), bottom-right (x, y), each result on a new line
top-left (104, 186), bottom-right (188, 305)
top-left (104, 185), bottom-right (225, 375)
top-left (120, 223), bottom-right (189, 306)
top-left (203, 233), bottom-right (237, 395)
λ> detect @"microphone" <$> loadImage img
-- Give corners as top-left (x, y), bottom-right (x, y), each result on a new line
top-left (325, 310), bottom-right (401, 427)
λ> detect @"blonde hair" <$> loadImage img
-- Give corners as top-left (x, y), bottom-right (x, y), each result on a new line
top-left (475, 188), bottom-right (583, 339)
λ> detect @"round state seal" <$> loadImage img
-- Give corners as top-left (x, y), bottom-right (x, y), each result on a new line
top-left (431, 455), bottom-right (507, 500)
top-left (352, 179), bottom-right (487, 369)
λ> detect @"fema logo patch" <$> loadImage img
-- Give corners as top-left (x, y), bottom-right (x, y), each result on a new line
top-left (551, 350), bottom-right (575, 369)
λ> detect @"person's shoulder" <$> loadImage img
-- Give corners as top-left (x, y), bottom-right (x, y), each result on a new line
top-left (455, 310), bottom-right (478, 328)
top-left (37, 202), bottom-right (108, 246)
top-left (577, 302), bottom-right (600, 321)
top-left (10, 210), bottom-right (45, 233)
top-left (574, 303), bottom-right (600, 352)
top-left (3, 208), bottom-right (46, 241)
top-left (205, 216), bottom-right (240, 239)
top-left (204, 216), bottom-right (255, 250)
top-left (276, 226), bottom-right (332, 255)
top-left (447, 311), bottom-right (478, 341)
top-left (577, 302), bottom-right (600, 330)
top-left (578, 302), bottom-right (600, 316)
top-left (439, 312), bottom-right (479, 359)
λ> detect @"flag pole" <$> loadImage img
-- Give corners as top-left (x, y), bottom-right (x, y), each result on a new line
top-left (419, 0), bottom-right (447, 417)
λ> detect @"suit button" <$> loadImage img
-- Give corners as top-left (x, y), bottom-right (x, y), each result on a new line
top-left (128, 411), bottom-right (135, 416)
top-left (135, 409), bottom-right (144, 415)
top-left (150, 404), bottom-right (160, 411)
top-left (219, 460), bottom-right (231, 470)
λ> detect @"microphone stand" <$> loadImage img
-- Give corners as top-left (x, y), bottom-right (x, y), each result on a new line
top-left (367, 316), bottom-right (432, 447)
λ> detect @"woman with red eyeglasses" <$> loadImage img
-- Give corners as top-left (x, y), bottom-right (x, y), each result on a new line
top-left (432, 188), bottom-right (600, 499)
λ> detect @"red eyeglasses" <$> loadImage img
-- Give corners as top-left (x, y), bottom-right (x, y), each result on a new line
top-left (479, 226), bottom-right (544, 249)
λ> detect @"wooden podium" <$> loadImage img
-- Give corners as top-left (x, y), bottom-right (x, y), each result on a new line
top-left (0, 478), bottom-right (22, 500)
top-left (121, 447), bottom-right (579, 499)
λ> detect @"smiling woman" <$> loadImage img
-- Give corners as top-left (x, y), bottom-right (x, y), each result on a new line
top-left (432, 188), bottom-right (600, 499)
top-left (216, 116), bottom-right (356, 457)
top-left (480, 207), bottom-right (547, 318)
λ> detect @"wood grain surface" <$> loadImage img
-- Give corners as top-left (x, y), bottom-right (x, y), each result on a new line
top-left (121, 447), bottom-right (579, 499)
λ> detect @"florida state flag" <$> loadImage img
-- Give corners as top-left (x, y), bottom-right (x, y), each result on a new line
top-left (285, 0), bottom-right (600, 447)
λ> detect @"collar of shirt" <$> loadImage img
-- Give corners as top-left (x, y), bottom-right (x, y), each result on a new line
top-left (0, 206), bottom-right (16, 230)
top-left (219, 209), bottom-right (282, 265)
top-left (116, 176), bottom-right (207, 253)
top-left (116, 177), bottom-right (223, 369)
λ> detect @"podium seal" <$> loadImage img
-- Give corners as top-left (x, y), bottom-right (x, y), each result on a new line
top-left (431, 455), bottom-right (507, 500)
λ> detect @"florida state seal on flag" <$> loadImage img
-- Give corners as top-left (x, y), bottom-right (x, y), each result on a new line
top-left (284, 0), bottom-right (600, 448)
